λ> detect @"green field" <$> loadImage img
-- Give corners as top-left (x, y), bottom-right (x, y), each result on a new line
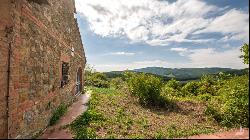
top-left (70, 86), bottom-right (227, 139)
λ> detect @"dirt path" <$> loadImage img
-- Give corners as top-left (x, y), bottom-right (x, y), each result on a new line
top-left (38, 92), bottom-right (91, 139)
top-left (183, 128), bottom-right (249, 139)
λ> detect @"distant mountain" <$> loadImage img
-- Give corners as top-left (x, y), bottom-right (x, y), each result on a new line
top-left (133, 67), bottom-right (246, 81)
top-left (104, 67), bottom-right (247, 81)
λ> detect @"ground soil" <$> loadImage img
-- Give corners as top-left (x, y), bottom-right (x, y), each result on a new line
top-left (184, 128), bottom-right (249, 139)
top-left (38, 91), bottom-right (249, 139)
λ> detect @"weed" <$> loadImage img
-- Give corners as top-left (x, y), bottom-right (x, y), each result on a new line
top-left (49, 103), bottom-right (68, 126)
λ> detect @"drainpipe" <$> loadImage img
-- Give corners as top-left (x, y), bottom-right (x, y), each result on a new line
top-left (6, 26), bottom-right (13, 139)
top-left (7, 43), bottom-right (11, 139)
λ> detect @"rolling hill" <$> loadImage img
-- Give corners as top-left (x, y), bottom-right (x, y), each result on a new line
top-left (104, 67), bottom-right (247, 81)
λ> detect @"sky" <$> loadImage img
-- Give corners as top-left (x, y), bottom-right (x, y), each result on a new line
top-left (75, 0), bottom-right (249, 72)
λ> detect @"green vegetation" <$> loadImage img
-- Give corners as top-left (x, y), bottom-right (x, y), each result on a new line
top-left (72, 45), bottom-right (249, 138)
top-left (161, 74), bottom-right (249, 128)
top-left (181, 81), bottom-right (200, 96)
top-left (104, 67), bottom-right (247, 81)
top-left (110, 77), bottom-right (124, 89)
top-left (240, 43), bottom-right (249, 65)
top-left (49, 103), bottom-right (68, 126)
top-left (205, 75), bottom-right (249, 127)
top-left (162, 79), bottom-right (183, 97)
top-left (85, 65), bottom-right (110, 88)
top-left (70, 87), bottom-right (222, 139)
top-left (125, 72), bottom-right (167, 106)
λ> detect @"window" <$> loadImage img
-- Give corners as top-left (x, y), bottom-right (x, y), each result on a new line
top-left (27, 0), bottom-right (49, 5)
top-left (61, 62), bottom-right (69, 87)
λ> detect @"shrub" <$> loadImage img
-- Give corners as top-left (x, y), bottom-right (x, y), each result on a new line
top-left (181, 81), bottom-right (200, 96)
top-left (205, 75), bottom-right (249, 127)
top-left (126, 73), bottom-right (164, 106)
top-left (49, 103), bottom-right (68, 126)
top-left (205, 105), bottom-right (222, 123)
top-left (166, 79), bottom-right (180, 90)
top-left (197, 75), bottom-right (218, 95)
top-left (110, 77), bottom-right (124, 89)
top-left (86, 72), bottom-right (110, 88)
top-left (197, 93), bottom-right (212, 101)
top-left (162, 85), bottom-right (181, 97)
top-left (162, 79), bottom-right (184, 97)
top-left (216, 72), bottom-right (232, 81)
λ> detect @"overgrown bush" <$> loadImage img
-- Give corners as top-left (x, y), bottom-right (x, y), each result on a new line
top-left (181, 81), bottom-right (200, 96)
top-left (110, 77), bottom-right (124, 89)
top-left (216, 72), bottom-right (232, 81)
top-left (166, 79), bottom-right (180, 90)
top-left (205, 75), bottom-right (249, 127)
top-left (84, 64), bottom-right (110, 88)
top-left (86, 72), bottom-right (110, 88)
top-left (197, 75), bottom-right (218, 95)
top-left (162, 79), bottom-right (186, 98)
top-left (126, 72), bottom-right (165, 106)
top-left (197, 93), bottom-right (212, 101)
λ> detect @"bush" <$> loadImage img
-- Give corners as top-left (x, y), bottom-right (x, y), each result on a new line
top-left (197, 93), bottom-right (212, 101)
top-left (86, 72), bottom-right (110, 88)
top-left (126, 73), bottom-right (165, 106)
top-left (166, 79), bottom-right (180, 90)
top-left (197, 75), bottom-right (218, 95)
top-left (110, 77), bottom-right (124, 89)
top-left (181, 81), bottom-right (200, 96)
top-left (162, 79), bottom-right (184, 97)
top-left (216, 72), bottom-right (232, 81)
top-left (205, 75), bottom-right (249, 127)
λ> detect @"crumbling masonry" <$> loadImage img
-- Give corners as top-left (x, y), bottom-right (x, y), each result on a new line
top-left (0, 0), bottom-right (86, 138)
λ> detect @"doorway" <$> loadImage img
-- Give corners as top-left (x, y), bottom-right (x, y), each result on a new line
top-left (76, 67), bottom-right (82, 95)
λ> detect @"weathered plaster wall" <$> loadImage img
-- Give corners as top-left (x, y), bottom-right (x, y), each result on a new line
top-left (0, 0), bottom-right (86, 138)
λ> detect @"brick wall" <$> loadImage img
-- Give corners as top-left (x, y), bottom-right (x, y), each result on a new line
top-left (0, 0), bottom-right (86, 138)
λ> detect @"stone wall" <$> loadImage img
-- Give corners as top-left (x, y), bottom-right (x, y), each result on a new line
top-left (0, 0), bottom-right (12, 138)
top-left (0, 0), bottom-right (86, 138)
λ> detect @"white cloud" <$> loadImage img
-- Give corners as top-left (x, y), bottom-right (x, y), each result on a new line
top-left (188, 47), bottom-right (245, 68)
top-left (170, 47), bottom-right (188, 52)
top-left (106, 52), bottom-right (136, 56)
top-left (76, 0), bottom-right (249, 46)
top-left (93, 47), bottom-right (246, 72)
top-left (195, 9), bottom-right (249, 43)
top-left (170, 47), bottom-right (188, 56)
top-left (93, 60), bottom-right (170, 72)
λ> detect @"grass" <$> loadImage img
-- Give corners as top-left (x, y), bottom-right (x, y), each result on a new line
top-left (49, 103), bottom-right (68, 126)
top-left (70, 86), bottom-right (225, 139)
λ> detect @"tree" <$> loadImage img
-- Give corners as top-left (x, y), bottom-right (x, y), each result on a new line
top-left (240, 43), bottom-right (249, 65)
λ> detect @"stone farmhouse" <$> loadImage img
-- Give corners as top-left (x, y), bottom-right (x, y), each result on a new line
top-left (0, 0), bottom-right (86, 138)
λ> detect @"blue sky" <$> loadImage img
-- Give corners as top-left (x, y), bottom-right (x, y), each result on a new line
top-left (75, 0), bottom-right (249, 72)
